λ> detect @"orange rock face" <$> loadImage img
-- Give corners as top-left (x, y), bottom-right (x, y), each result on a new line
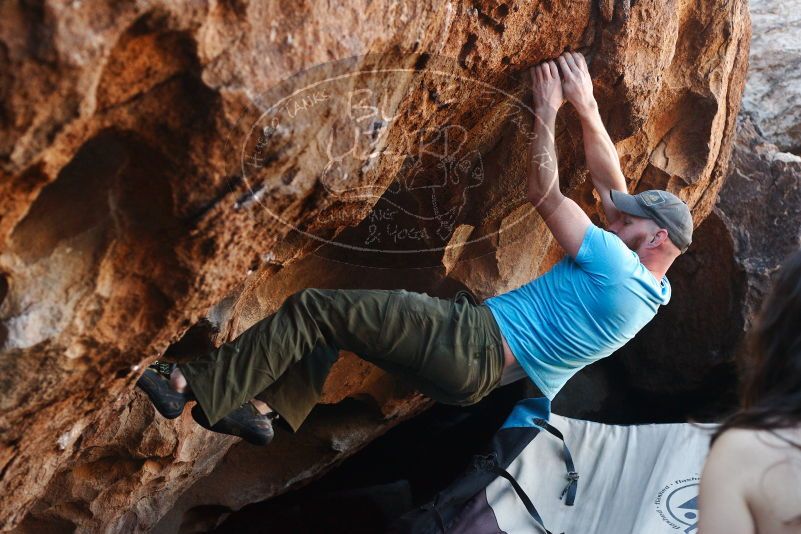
top-left (0, 0), bottom-right (749, 531)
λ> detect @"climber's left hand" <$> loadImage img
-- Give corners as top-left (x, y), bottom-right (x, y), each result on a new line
top-left (558, 51), bottom-right (596, 116)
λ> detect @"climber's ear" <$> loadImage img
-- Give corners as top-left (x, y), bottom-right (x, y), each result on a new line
top-left (648, 228), bottom-right (670, 248)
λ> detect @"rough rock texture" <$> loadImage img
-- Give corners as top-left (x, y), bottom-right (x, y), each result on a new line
top-left (742, 0), bottom-right (801, 154)
top-left (716, 115), bottom-right (801, 330)
top-left (0, 0), bottom-right (750, 531)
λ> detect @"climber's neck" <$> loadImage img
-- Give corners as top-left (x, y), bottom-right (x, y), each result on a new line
top-left (638, 251), bottom-right (675, 282)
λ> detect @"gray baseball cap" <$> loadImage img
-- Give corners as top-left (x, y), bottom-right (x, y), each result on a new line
top-left (609, 189), bottom-right (693, 253)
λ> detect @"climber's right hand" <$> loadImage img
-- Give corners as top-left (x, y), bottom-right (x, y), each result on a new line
top-left (557, 51), bottom-right (596, 116)
top-left (529, 60), bottom-right (564, 114)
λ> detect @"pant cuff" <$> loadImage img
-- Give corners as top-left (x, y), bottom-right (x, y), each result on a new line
top-left (256, 388), bottom-right (305, 432)
top-left (178, 362), bottom-right (222, 426)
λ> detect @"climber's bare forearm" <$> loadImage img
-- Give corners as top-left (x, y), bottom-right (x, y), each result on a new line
top-left (577, 102), bottom-right (626, 222)
top-left (527, 105), bottom-right (562, 219)
top-left (526, 105), bottom-right (590, 258)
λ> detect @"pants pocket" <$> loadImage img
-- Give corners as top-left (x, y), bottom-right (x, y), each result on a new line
top-left (375, 289), bottom-right (405, 350)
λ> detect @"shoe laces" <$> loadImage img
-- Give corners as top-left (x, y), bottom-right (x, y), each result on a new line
top-left (242, 402), bottom-right (280, 421)
top-left (148, 360), bottom-right (175, 378)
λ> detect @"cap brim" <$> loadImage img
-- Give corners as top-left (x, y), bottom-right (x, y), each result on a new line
top-left (610, 190), bottom-right (650, 219)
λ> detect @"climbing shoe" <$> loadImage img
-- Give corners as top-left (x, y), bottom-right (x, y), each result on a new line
top-left (191, 402), bottom-right (277, 446)
top-left (135, 361), bottom-right (190, 419)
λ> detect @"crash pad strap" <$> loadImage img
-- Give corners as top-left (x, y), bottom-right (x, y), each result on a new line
top-left (494, 465), bottom-right (554, 533)
top-left (534, 419), bottom-right (579, 506)
top-left (474, 454), bottom-right (553, 534)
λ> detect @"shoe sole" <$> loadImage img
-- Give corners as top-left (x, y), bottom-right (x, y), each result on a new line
top-left (191, 404), bottom-right (274, 446)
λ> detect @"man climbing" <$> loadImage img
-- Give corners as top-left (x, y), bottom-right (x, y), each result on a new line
top-left (137, 51), bottom-right (693, 445)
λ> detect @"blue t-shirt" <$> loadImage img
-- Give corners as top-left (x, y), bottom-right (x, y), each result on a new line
top-left (485, 224), bottom-right (671, 399)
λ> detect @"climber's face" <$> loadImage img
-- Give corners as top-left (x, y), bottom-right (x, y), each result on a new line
top-left (607, 214), bottom-right (662, 254)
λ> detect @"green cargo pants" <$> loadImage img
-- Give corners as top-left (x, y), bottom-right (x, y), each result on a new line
top-left (179, 288), bottom-right (506, 432)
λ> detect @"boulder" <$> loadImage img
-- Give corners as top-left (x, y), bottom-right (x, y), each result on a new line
top-left (741, 0), bottom-right (801, 154)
